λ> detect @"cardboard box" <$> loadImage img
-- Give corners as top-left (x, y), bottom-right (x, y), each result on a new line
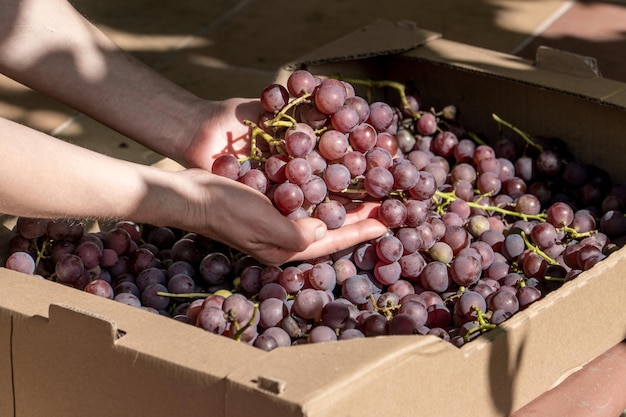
top-left (2, 19), bottom-right (626, 417)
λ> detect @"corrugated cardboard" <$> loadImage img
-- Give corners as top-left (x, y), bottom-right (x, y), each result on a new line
top-left (2, 19), bottom-right (626, 417)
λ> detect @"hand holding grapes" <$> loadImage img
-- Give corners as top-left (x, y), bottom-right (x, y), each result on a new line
top-left (164, 168), bottom-right (386, 266)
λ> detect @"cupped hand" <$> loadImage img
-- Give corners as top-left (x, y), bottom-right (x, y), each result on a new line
top-left (172, 169), bottom-right (387, 266)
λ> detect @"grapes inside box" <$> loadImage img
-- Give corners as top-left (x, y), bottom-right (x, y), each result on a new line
top-left (2, 19), bottom-right (626, 417)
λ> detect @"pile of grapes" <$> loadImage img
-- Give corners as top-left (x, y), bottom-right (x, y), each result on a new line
top-left (4, 70), bottom-right (626, 350)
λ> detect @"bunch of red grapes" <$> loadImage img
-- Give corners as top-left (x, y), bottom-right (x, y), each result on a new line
top-left (5, 69), bottom-right (626, 350)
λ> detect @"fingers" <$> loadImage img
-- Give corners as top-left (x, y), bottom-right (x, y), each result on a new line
top-left (251, 203), bottom-right (385, 265)
top-left (285, 218), bottom-right (387, 263)
top-left (344, 201), bottom-right (381, 224)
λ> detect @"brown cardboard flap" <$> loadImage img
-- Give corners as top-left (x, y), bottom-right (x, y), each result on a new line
top-left (402, 37), bottom-right (626, 108)
top-left (286, 19), bottom-right (440, 69)
top-left (535, 45), bottom-right (602, 78)
top-left (48, 303), bottom-right (123, 345)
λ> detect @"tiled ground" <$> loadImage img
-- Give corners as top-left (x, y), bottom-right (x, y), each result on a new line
top-left (1, 0), bottom-right (626, 415)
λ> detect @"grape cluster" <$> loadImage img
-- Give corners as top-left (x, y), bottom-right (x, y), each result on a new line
top-left (4, 70), bottom-right (626, 350)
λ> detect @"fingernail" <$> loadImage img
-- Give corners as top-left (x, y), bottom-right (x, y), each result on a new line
top-left (314, 226), bottom-right (326, 241)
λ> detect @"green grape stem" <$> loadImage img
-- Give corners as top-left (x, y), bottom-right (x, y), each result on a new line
top-left (492, 113), bottom-right (543, 153)
top-left (157, 291), bottom-right (210, 299)
top-left (243, 120), bottom-right (285, 161)
top-left (435, 190), bottom-right (548, 222)
top-left (558, 225), bottom-right (596, 240)
top-left (467, 131), bottom-right (487, 146)
top-left (544, 275), bottom-right (566, 282)
top-left (463, 306), bottom-right (496, 342)
top-left (231, 304), bottom-right (259, 342)
top-left (35, 239), bottom-right (50, 268)
top-left (368, 294), bottom-right (400, 320)
top-left (519, 231), bottom-right (560, 265)
top-left (443, 286), bottom-right (466, 306)
top-left (266, 92), bottom-right (312, 129)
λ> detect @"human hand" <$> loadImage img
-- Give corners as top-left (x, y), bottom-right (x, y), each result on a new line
top-left (181, 98), bottom-right (263, 171)
top-left (168, 169), bottom-right (387, 266)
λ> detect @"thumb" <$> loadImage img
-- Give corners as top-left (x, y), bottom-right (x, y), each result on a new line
top-left (293, 217), bottom-right (328, 247)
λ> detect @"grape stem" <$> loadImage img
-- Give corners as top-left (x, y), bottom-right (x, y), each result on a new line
top-left (519, 231), bottom-right (560, 265)
top-left (243, 120), bottom-right (285, 161)
top-left (467, 131), bottom-right (487, 146)
top-left (157, 291), bottom-right (210, 299)
top-left (230, 304), bottom-right (259, 342)
top-left (544, 275), bottom-right (566, 282)
top-left (463, 306), bottom-right (496, 342)
top-left (34, 239), bottom-right (50, 268)
top-left (435, 190), bottom-right (548, 222)
top-left (443, 286), bottom-right (466, 306)
top-left (492, 113), bottom-right (543, 153)
top-left (558, 225), bottom-right (595, 240)
top-left (267, 92), bottom-right (312, 129)
top-left (368, 294), bottom-right (400, 319)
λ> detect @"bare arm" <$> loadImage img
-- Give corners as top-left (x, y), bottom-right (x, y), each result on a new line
top-left (0, 0), bottom-right (205, 166)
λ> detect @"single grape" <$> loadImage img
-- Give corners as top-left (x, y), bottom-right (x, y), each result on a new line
top-left (258, 297), bottom-right (288, 329)
top-left (416, 112), bottom-right (437, 136)
top-left (16, 217), bottom-right (48, 240)
top-left (285, 127), bottom-right (316, 158)
top-left (55, 253), bottom-right (85, 285)
top-left (342, 151), bottom-right (367, 177)
top-left (196, 306), bottom-right (228, 334)
top-left (273, 183), bottom-right (304, 214)
top-left (331, 105), bottom-right (360, 133)
top-left (167, 273), bottom-right (196, 295)
top-left (378, 198), bottom-right (407, 229)
top-left (342, 274), bottom-right (374, 304)
top-left (239, 169), bottom-right (269, 194)
top-left (286, 69), bottom-right (316, 97)
top-left (390, 160), bottom-right (419, 190)
top-left (307, 262), bottom-right (337, 291)
top-left (308, 325), bottom-right (338, 343)
top-left (364, 166), bottom-right (394, 199)
top-left (212, 154), bottom-right (241, 180)
top-left (323, 163), bottom-right (351, 192)
top-left (84, 279), bottom-right (115, 299)
top-left (5, 251), bottom-right (36, 275)
top-left (348, 123), bottom-right (378, 152)
top-left (300, 176), bottom-right (328, 205)
top-left (141, 283), bottom-right (170, 310)
top-left (313, 199), bottom-right (347, 230)
top-left (449, 255), bottom-right (482, 286)
top-left (367, 102), bottom-right (394, 132)
top-left (260, 83), bottom-right (289, 112)
top-left (409, 171), bottom-right (437, 201)
top-left (375, 132), bottom-right (399, 156)
top-left (285, 158), bottom-right (312, 185)
top-left (222, 293), bottom-right (256, 326)
top-left (314, 79), bottom-right (346, 114)
top-left (264, 154), bottom-right (289, 183)
top-left (318, 129), bottom-right (350, 161)
top-left (292, 288), bottom-right (325, 320)
top-left (431, 131), bottom-right (458, 158)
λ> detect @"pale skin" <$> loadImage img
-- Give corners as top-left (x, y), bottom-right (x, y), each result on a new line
top-left (0, 0), bottom-right (387, 266)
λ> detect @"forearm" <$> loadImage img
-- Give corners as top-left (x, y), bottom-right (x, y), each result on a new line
top-left (0, 0), bottom-right (202, 164)
top-left (0, 117), bottom-right (185, 226)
